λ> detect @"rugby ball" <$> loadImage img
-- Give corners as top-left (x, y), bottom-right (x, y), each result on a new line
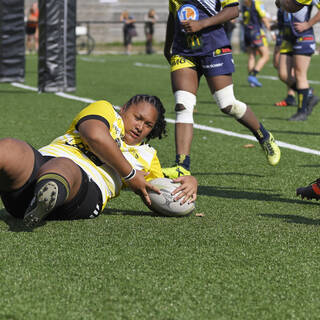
top-left (148, 178), bottom-right (195, 217)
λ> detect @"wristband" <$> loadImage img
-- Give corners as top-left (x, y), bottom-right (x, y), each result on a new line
top-left (122, 168), bottom-right (136, 181)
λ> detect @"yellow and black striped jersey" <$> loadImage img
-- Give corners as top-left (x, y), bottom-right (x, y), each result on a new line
top-left (39, 100), bottom-right (163, 210)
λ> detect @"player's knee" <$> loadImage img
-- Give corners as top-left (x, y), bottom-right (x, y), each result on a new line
top-left (174, 90), bottom-right (196, 124)
top-left (214, 85), bottom-right (247, 119)
top-left (0, 138), bottom-right (26, 165)
top-left (220, 105), bottom-right (232, 114)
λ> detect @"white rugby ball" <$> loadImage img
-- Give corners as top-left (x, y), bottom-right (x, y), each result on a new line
top-left (148, 178), bottom-right (195, 217)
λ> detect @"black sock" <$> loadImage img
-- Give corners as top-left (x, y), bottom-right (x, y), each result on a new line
top-left (250, 123), bottom-right (270, 143)
top-left (35, 173), bottom-right (70, 208)
top-left (175, 154), bottom-right (190, 171)
top-left (297, 88), bottom-right (309, 113)
top-left (290, 82), bottom-right (297, 92)
top-left (249, 69), bottom-right (258, 76)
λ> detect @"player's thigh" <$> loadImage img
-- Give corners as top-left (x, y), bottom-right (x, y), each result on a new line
top-left (257, 45), bottom-right (269, 58)
top-left (293, 54), bottom-right (311, 79)
top-left (170, 55), bottom-right (199, 94)
top-left (0, 138), bottom-right (35, 191)
top-left (171, 67), bottom-right (199, 94)
top-left (278, 54), bottom-right (293, 79)
top-left (206, 74), bottom-right (233, 94)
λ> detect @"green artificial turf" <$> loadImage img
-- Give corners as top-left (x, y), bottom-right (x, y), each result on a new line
top-left (0, 53), bottom-right (320, 320)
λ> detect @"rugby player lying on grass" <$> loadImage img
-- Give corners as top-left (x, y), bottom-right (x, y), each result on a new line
top-left (0, 94), bottom-right (198, 228)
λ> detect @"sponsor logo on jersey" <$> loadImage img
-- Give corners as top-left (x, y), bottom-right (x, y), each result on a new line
top-left (178, 4), bottom-right (199, 21)
top-left (213, 47), bottom-right (232, 56)
top-left (202, 63), bottom-right (224, 69)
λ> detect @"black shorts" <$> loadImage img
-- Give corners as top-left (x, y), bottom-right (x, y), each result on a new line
top-left (26, 25), bottom-right (36, 35)
top-left (0, 147), bottom-right (103, 221)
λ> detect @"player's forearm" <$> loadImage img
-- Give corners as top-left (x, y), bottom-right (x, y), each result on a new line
top-left (87, 135), bottom-right (133, 177)
top-left (308, 10), bottom-right (320, 27)
top-left (79, 121), bottom-right (133, 177)
top-left (200, 6), bottom-right (239, 29)
top-left (262, 17), bottom-right (271, 31)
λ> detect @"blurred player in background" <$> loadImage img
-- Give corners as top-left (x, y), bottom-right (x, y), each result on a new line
top-left (242, 0), bottom-right (272, 87)
top-left (144, 9), bottom-right (158, 54)
top-left (0, 95), bottom-right (197, 229)
top-left (162, 0), bottom-right (281, 179)
top-left (276, 3), bottom-right (320, 121)
top-left (25, 2), bottom-right (39, 53)
top-left (120, 10), bottom-right (137, 55)
top-left (272, 8), bottom-right (297, 107)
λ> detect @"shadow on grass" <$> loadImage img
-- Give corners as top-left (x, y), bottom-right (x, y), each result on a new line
top-left (0, 209), bottom-right (43, 232)
top-left (0, 90), bottom-right (33, 94)
top-left (102, 208), bottom-right (174, 218)
top-left (194, 171), bottom-right (265, 178)
top-left (259, 213), bottom-right (320, 225)
top-left (271, 130), bottom-right (320, 136)
top-left (192, 172), bottom-right (265, 178)
top-left (197, 185), bottom-right (308, 204)
top-left (299, 164), bottom-right (320, 168)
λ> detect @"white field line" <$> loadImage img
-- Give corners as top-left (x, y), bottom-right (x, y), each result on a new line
top-left (11, 82), bottom-right (320, 156)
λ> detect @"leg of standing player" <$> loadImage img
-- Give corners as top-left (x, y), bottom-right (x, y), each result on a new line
top-left (288, 53), bottom-right (314, 121)
top-left (205, 74), bottom-right (280, 167)
top-left (247, 38), bottom-right (269, 88)
top-left (162, 66), bottom-right (199, 178)
top-left (274, 46), bottom-right (296, 107)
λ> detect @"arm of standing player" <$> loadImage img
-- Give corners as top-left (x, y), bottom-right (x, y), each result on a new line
top-left (78, 119), bottom-right (159, 205)
top-left (180, 5), bottom-right (239, 34)
top-left (164, 12), bottom-right (175, 63)
top-left (294, 6), bottom-right (320, 32)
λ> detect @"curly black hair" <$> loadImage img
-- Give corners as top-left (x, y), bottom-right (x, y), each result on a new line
top-left (124, 94), bottom-right (167, 142)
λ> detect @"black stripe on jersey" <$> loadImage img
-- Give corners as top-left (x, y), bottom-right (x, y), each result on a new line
top-left (76, 115), bottom-right (110, 130)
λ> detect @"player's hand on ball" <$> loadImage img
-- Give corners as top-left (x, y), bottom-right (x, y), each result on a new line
top-left (172, 175), bottom-right (198, 204)
top-left (127, 170), bottom-right (160, 206)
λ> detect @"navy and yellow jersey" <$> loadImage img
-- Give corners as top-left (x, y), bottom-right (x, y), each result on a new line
top-left (295, 0), bottom-right (319, 5)
top-left (169, 0), bottom-right (239, 56)
top-left (282, 3), bottom-right (319, 39)
top-left (242, 0), bottom-right (267, 30)
top-left (39, 100), bottom-right (163, 210)
top-left (275, 8), bottom-right (285, 46)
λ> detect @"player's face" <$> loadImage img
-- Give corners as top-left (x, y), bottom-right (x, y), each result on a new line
top-left (120, 102), bottom-right (158, 145)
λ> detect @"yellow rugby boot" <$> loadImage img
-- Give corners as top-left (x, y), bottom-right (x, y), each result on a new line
top-left (162, 165), bottom-right (191, 179)
top-left (260, 133), bottom-right (281, 166)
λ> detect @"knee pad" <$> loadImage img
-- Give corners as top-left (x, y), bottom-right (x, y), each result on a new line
top-left (174, 90), bottom-right (196, 124)
top-left (230, 100), bottom-right (247, 119)
top-left (213, 85), bottom-right (247, 119)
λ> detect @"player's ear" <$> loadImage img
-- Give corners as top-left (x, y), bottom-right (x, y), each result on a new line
top-left (119, 105), bottom-right (126, 115)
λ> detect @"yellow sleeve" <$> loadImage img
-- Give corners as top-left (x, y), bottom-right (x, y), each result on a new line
top-left (169, 0), bottom-right (183, 15)
top-left (295, 0), bottom-right (313, 4)
top-left (145, 152), bottom-right (164, 181)
top-left (255, 1), bottom-right (267, 18)
top-left (221, 0), bottom-right (239, 8)
top-left (75, 100), bottom-right (116, 128)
